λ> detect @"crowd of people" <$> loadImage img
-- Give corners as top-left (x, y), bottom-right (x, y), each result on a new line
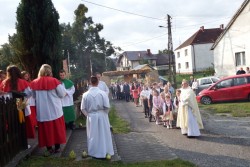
top-left (0, 65), bottom-right (76, 156)
top-left (236, 67), bottom-right (250, 75)
top-left (109, 79), bottom-right (204, 136)
top-left (0, 64), bottom-right (205, 159)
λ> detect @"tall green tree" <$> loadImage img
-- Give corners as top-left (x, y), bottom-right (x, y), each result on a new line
top-left (71, 4), bottom-right (115, 79)
top-left (16, 0), bottom-right (61, 78)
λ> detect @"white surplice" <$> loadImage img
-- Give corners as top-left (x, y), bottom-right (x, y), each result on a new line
top-left (81, 87), bottom-right (114, 158)
top-left (33, 84), bottom-right (66, 122)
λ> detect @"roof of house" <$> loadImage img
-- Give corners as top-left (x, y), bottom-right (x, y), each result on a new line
top-left (117, 51), bottom-right (157, 63)
top-left (175, 28), bottom-right (223, 51)
top-left (133, 64), bottom-right (155, 70)
top-left (211, 0), bottom-right (249, 50)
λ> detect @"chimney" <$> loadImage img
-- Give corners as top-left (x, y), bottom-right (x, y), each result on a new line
top-left (147, 49), bottom-right (151, 55)
top-left (200, 26), bottom-right (204, 32)
top-left (220, 24), bottom-right (224, 29)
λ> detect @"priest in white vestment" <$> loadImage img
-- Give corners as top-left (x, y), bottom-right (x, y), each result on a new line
top-left (95, 72), bottom-right (109, 95)
top-left (81, 76), bottom-right (114, 158)
top-left (178, 79), bottom-right (204, 137)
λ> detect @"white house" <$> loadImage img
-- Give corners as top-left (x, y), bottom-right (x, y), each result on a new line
top-left (211, 0), bottom-right (250, 77)
top-left (174, 26), bottom-right (223, 74)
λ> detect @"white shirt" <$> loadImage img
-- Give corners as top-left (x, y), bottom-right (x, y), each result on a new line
top-left (140, 89), bottom-right (150, 99)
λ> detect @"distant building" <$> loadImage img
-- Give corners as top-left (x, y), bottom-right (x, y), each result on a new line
top-left (174, 26), bottom-right (223, 74)
top-left (117, 49), bottom-right (173, 74)
top-left (211, 0), bottom-right (250, 77)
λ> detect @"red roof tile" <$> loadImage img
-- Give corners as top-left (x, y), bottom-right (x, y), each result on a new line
top-left (175, 28), bottom-right (223, 51)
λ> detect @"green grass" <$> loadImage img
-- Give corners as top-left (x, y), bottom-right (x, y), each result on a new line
top-left (18, 157), bottom-right (195, 167)
top-left (109, 105), bottom-right (130, 134)
top-left (199, 102), bottom-right (250, 117)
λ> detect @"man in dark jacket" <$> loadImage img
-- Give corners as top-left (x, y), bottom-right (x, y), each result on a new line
top-left (123, 82), bottom-right (130, 102)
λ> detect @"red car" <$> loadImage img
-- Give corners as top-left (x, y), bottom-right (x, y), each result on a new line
top-left (196, 74), bottom-right (250, 104)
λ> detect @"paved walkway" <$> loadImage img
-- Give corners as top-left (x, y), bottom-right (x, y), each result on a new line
top-left (61, 128), bottom-right (120, 161)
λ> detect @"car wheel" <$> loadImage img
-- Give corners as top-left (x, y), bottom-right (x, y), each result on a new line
top-left (201, 96), bottom-right (212, 105)
top-left (248, 94), bottom-right (250, 102)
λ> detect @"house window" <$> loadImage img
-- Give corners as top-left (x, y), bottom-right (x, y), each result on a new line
top-left (185, 49), bottom-right (188, 56)
top-left (178, 63), bottom-right (181, 69)
top-left (185, 62), bottom-right (189, 69)
top-left (235, 52), bottom-right (245, 66)
top-left (177, 52), bottom-right (180, 58)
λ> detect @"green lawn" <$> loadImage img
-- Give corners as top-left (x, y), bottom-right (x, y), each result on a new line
top-left (199, 102), bottom-right (250, 117)
top-left (108, 105), bottom-right (131, 134)
top-left (18, 157), bottom-right (195, 167)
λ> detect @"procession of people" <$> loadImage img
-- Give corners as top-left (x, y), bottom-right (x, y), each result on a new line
top-left (0, 64), bottom-right (204, 159)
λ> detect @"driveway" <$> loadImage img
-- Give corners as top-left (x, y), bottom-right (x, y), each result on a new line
top-left (112, 100), bottom-right (250, 167)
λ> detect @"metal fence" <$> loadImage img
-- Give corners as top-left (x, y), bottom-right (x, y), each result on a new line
top-left (0, 95), bottom-right (27, 167)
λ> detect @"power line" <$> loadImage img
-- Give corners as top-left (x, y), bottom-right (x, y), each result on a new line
top-left (120, 33), bottom-right (168, 48)
top-left (81, 0), bottom-right (165, 21)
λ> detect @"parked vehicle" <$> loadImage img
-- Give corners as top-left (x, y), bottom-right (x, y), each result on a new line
top-left (196, 76), bottom-right (220, 94)
top-left (196, 74), bottom-right (250, 104)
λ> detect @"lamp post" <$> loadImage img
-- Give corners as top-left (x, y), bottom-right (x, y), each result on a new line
top-left (159, 14), bottom-right (176, 88)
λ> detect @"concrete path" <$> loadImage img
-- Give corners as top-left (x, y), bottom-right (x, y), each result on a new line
top-left (113, 99), bottom-right (250, 167)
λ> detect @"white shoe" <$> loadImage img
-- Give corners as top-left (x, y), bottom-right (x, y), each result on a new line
top-left (156, 121), bottom-right (159, 125)
top-left (170, 125), bottom-right (172, 129)
top-left (167, 125), bottom-right (170, 129)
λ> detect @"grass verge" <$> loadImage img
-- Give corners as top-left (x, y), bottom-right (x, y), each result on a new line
top-left (108, 105), bottom-right (130, 134)
top-left (18, 157), bottom-right (195, 167)
top-left (199, 102), bottom-right (250, 117)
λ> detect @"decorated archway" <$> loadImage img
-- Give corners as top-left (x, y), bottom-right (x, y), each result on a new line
top-left (101, 69), bottom-right (159, 86)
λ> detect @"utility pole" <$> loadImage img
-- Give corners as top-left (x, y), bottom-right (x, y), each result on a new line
top-left (167, 14), bottom-right (177, 89)
top-left (67, 50), bottom-right (71, 75)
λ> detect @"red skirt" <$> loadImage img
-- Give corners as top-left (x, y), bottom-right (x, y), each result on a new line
top-left (30, 106), bottom-right (37, 126)
top-left (38, 116), bottom-right (66, 148)
top-left (25, 115), bottom-right (36, 138)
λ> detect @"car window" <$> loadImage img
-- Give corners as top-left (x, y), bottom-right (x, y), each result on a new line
top-left (247, 77), bottom-right (250, 83)
top-left (234, 77), bottom-right (247, 86)
top-left (216, 79), bottom-right (233, 89)
top-left (211, 78), bottom-right (219, 83)
top-left (200, 78), bottom-right (212, 85)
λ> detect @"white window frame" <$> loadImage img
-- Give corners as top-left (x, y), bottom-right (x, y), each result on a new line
top-left (235, 52), bottom-right (245, 66)
top-left (185, 49), bottom-right (188, 56)
top-left (185, 62), bottom-right (189, 69)
top-left (178, 63), bottom-right (181, 69)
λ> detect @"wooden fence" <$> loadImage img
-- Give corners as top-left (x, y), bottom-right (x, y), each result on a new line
top-left (0, 95), bottom-right (27, 167)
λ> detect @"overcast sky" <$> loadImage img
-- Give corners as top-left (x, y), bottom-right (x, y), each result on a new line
top-left (0, 0), bottom-right (245, 54)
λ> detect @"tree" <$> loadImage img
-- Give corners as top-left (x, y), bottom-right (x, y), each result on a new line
top-left (16, 0), bottom-right (62, 79)
top-left (71, 4), bottom-right (115, 79)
